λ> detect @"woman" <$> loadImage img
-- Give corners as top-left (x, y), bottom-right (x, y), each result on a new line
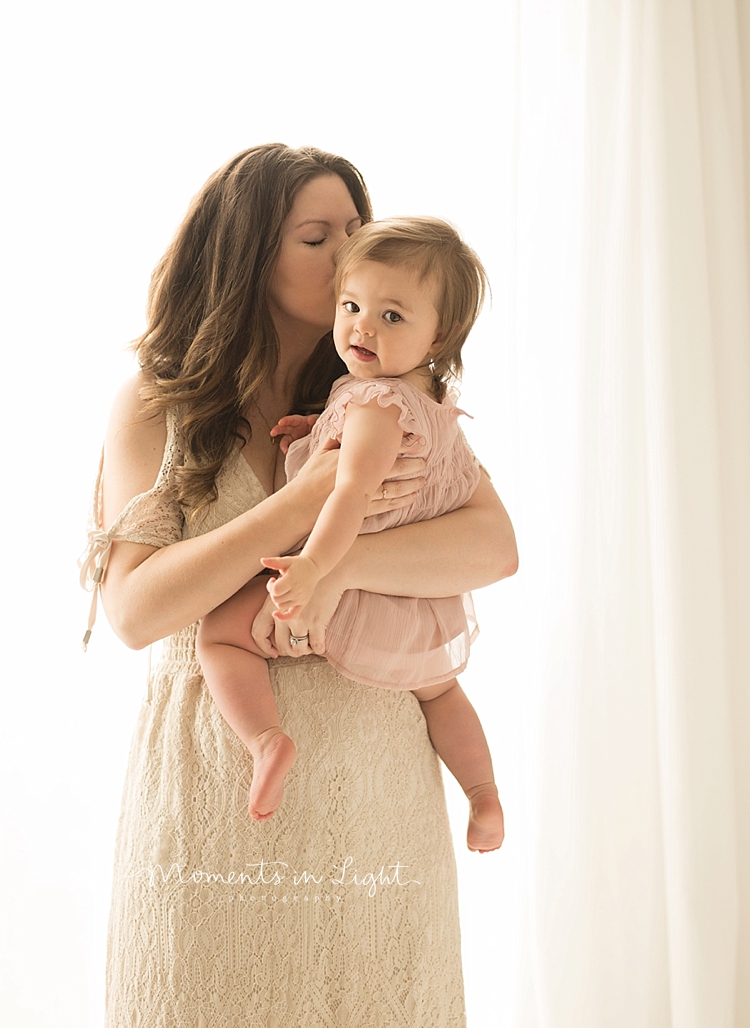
top-left (84, 143), bottom-right (517, 1027)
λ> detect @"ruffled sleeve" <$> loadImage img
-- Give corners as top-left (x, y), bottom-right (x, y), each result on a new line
top-left (325, 378), bottom-right (427, 454)
top-left (78, 409), bottom-right (185, 649)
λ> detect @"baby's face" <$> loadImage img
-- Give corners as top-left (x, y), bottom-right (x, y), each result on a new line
top-left (333, 261), bottom-right (441, 382)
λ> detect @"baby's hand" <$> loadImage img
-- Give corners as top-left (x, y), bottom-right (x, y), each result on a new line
top-left (261, 555), bottom-right (322, 620)
top-left (270, 415), bottom-right (319, 455)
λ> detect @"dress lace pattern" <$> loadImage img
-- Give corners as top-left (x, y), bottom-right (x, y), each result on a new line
top-left (88, 413), bottom-right (466, 1027)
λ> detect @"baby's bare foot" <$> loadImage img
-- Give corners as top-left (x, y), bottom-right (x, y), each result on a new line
top-left (248, 729), bottom-right (296, 821)
top-left (466, 783), bottom-right (505, 853)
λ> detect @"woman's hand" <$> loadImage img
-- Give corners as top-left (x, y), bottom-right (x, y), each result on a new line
top-left (285, 438), bottom-right (341, 504)
top-left (251, 571), bottom-right (345, 658)
top-left (281, 571), bottom-right (346, 656)
top-left (250, 591), bottom-right (281, 658)
top-left (366, 456), bottom-right (426, 516)
top-left (290, 440), bottom-right (425, 517)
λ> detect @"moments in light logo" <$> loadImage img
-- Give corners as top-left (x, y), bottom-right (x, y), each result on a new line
top-left (126, 856), bottom-right (422, 899)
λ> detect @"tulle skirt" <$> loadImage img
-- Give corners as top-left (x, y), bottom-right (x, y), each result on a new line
top-left (323, 590), bottom-right (479, 689)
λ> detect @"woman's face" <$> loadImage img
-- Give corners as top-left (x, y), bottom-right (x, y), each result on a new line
top-left (269, 174), bottom-right (363, 342)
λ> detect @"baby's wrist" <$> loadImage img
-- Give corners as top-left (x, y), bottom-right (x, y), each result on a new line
top-left (324, 553), bottom-right (355, 594)
top-left (303, 553), bottom-right (323, 577)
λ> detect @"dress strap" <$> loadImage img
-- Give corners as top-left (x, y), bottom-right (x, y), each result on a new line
top-left (78, 525), bottom-right (113, 650)
top-left (78, 447), bottom-right (109, 649)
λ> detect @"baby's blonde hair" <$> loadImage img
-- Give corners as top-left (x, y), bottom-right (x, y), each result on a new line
top-left (334, 216), bottom-right (488, 399)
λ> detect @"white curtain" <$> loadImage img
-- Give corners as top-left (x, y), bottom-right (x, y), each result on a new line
top-left (506, 1), bottom-right (750, 1025)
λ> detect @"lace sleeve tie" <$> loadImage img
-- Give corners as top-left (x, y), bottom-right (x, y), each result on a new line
top-left (78, 529), bottom-right (114, 651)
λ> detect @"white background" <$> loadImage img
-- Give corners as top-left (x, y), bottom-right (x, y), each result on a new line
top-left (1, 2), bottom-right (525, 1024)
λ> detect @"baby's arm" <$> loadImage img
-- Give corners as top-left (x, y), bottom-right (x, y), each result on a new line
top-left (263, 399), bottom-right (403, 618)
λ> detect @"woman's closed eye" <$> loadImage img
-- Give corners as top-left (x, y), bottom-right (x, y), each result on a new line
top-left (304, 238), bottom-right (327, 247)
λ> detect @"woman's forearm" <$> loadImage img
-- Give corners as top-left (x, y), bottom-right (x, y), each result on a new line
top-left (336, 472), bottom-right (518, 598)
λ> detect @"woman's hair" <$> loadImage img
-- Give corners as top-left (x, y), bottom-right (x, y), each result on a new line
top-left (333, 216), bottom-right (488, 401)
top-left (135, 143), bottom-right (373, 517)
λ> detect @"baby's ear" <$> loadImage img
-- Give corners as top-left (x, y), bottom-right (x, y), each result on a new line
top-left (429, 330), bottom-right (447, 356)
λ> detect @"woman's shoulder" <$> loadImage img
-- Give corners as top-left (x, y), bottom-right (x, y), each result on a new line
top-left (107, 372), bottom-right (167, 446)
top-left (101, 372), bottom-right (174, 531)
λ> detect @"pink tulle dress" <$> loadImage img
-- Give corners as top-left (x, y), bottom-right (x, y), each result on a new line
top-left (284, 374), bottom-right (481, 689)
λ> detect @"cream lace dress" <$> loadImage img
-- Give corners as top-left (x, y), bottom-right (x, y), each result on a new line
top-left (81, 411), bottom-right (466, 1028)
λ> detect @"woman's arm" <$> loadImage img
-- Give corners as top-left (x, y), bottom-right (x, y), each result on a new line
top-left (339, 469), bottom-right (518, 595)
top-left (258, 470), bottom-right (518, 657)
top-left (100, 375), bottom-right (424, 649)
top-left (99, 376), bottom-right (339, 649)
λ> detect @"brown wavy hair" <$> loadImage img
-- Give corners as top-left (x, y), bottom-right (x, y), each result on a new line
top-left (134, 143), bottom-right (373, 517)
top-left (334, 216), bottom-right (488, 401)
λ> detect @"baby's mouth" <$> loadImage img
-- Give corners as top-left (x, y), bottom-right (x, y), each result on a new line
top-left (351, 345), bottom-right (376, 361)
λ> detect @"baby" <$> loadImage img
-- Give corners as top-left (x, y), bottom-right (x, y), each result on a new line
top-left (197, 216), bottom-right (505, 853)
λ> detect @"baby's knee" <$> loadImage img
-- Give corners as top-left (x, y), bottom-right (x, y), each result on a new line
top-left (198, 577), bottom-right (268, 652)
top-left (414, 677), bottom-right (462, 704)
top-left (196, 607), bottom-right (228, 651)
top-left (195, 615), bottom-right (213, 653)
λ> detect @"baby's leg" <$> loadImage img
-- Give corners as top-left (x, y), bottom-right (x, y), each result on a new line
top-left (415, 679), bottom-right (504, 853)
top-left (197, 577), bottom-right (296, 822)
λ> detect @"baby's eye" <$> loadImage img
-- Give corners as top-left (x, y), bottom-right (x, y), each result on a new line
top-left (343, 301), bottom-right (360, 313)
top-left (383, 310), bottom-right (403, 324)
